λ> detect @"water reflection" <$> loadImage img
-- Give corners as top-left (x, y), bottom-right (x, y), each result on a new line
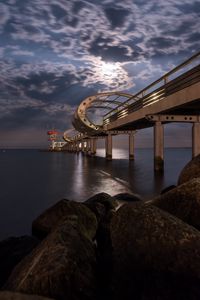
top-left (0, 148), bottom-right (192, 239)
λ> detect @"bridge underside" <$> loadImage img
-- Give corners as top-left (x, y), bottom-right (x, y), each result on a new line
top-left (112, 97), bottom-right (200, 131)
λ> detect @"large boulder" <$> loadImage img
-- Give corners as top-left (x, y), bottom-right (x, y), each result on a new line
top-left (114, 193), bottom-right (142, 207)
top-left (0, 236), bottom-right (39, 288)
top-left (84, 193), bottom-right (117, 298)
top-left (149, 178), bottom-right (200, 230)
top-left (160, 185), bottom-right (176, 195)
top-left (5, 218), bottom-right (97, 300)
top-left (84, 193), bottom-right (117, 220)
top-left (110, 202), bottom-right (200, 299)
top-left (114, 192), bottom-right (142, 202)
top-left (32, 199), bottom-right (97, 240)
top-left (178, 154), bottom-right (200, 185)
top-left (95, 209), bottom-right (115, 300)
top-left (0, 291), bottom-right (54, 300)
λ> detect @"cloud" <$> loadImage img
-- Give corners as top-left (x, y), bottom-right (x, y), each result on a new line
top-left (104, 7), bottom-right (130, 29)
top-left (0, 0), bottom-right (200, 147)
top-left (12, 50), bottom-right (35, 57)
top-left (0, 3), bottom-right (10, 29)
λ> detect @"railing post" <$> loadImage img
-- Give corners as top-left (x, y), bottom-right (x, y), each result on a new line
top-left (164, 76), bottom-right (168, 84)
top-left (106, 134), bottom-right (112, 160)
top-left (154, 121), bottom-right (164, 171)
top-left (192, 122), bottom-right (200, 157)
top-left (129, 132), bottom-right (135, 160)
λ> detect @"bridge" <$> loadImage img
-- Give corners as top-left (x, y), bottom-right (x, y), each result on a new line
top-left (53, 51), bottom-right (200, 171)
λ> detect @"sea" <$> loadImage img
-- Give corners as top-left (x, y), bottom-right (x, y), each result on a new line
top-left (0, 147), bottom-right (191, 240)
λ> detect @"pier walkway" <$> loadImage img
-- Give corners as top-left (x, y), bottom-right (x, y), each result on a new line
top-left (56, 52), bottom-right (200, 170)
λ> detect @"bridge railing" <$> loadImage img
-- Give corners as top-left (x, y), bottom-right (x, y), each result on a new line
top-left (103, 51), bottom-right (200, 125)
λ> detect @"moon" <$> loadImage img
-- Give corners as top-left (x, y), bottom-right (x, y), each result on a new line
top-left (101, 62), bottom-right (119, 76)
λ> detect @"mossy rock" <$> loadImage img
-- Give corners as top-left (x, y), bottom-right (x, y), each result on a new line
top-left (149, 178), bottom-right (200, 230)
top-left (0, 291), bottom-right (54, 300)
top-left (32, 199), bottom-right (97, 240)
top-left (5, 219), bottom-right (97, 300)
top-left (110, 202), bottom-right (200, 299)
top-left (178, 154), bottom-right (200, 185)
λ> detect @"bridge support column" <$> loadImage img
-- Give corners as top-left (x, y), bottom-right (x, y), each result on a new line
top-left (106, 134), bottom-right (112, 160)
top-left (91, 138), bottom-right (96, 155)
top-left (154, 121), bottom-right (164, 171)
top-left (82, 140), bottom-right (85, 152)
top-left (80, 142), bottom-right (84, 152)
top-left (192, 122), bottom-right (200, 157)
top-left (88, 139), bottom-right (91, 154)
top-left (76, 142), bottom-right (80, 152)
top-left (86, 140), bottom-right (90, 153)
top-left (129, 132), bottom-right (135, 160)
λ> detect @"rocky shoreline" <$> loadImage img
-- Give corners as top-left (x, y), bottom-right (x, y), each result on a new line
top-left (1, 155), bottom-right (200, 300)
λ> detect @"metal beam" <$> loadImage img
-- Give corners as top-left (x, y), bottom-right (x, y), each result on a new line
top-left (146, 114), bottom-right (200, 123)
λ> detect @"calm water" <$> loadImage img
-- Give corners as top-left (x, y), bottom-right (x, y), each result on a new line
top-left (0, 148), bottom-right (191, 240)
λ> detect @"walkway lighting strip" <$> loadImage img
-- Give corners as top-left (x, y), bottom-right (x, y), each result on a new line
top-left (117, 109), bottom-right (129, 119)
top-left (103, 51), bottom-right (200, 120)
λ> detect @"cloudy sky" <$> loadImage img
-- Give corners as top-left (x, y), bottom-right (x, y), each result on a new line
top-left (0, 0), bottom-right (200, 148)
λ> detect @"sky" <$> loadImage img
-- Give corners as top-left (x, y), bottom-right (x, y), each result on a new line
top-left (0, 0), bottom-right (200, 148)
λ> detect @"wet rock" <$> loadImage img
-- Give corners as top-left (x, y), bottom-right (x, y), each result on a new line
top-left (0, 236), bottom-right (39, 288)
top-left (85, 201), bottom-right (106, 224)
top-left (85, 192), bottom-right (117, 210)
top-left (5, 218), bottom-right (97, 300)
top-left (32, 199), bottom-right (97, 240)
top-left (114, 192), bottom-right (142, 203)
top-left (117, 270), bottom-right (200, 300)
top-left (110, 203), bottom-right (200, 299)
top-left (150, 178), bottom-right (200, 230)
top-left (178, 154), bottom-right (200, 185)
top-left (84, 193), bottom-right (117, 299)
top-left (96, 209), bottom-right (115, 299)
top-left (84, 192), bottom-right (117, 221)
top-left (0, 291), bottom-right (54, 300)
top-left (160, 185), bottom-right (176, 195)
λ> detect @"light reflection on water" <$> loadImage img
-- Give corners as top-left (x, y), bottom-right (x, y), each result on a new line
top-left (0, 148), bottom-right (191, 239)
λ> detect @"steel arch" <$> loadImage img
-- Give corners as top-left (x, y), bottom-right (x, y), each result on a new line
top-left (72, 92), bottom-right (133, 134)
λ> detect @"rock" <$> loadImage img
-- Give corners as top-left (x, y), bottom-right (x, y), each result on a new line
top-left (150, 178), bottom-right (200, 230)
top-left (0, 236), bottom-right (39, 288)
top-left (117, 270), bottom-right (200, 300)
top-left (0, 291), bottom-right (54, 300)
top-left (96, 209), bottom-right (115, 299)
top-left (114, 192), bottom-right (142, 202)
top-left (110, 203), bottom-right (200, 299)
top-left (160, 185), bottom-right (176, 195)
top-left (85, 201), bottom-right (106, 224)
top-left (84, 193), bottom-right (117, 299)
top-left (85, 192), bottom-right (117, 210)
top-left (5, 218), bottom-right (97, 300)
top-left (32, 199), bottom-right (97, 240)
top-left (178, 154), bottom-right (200, 185)
top-left (84, 193), bottom-right (117, 221)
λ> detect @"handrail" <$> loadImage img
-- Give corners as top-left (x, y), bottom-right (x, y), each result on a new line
top-left (103, 51), bottom-right (200, 120)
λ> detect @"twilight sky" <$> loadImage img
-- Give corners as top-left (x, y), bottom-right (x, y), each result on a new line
top-left (0, 0), bottom-right (200, 148)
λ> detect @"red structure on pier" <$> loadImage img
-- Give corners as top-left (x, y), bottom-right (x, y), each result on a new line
top-left (47, 130), bottom-right (58, 141)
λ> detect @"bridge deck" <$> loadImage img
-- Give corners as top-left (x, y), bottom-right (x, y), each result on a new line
top-left (104, 65), bottom-right (200, 131)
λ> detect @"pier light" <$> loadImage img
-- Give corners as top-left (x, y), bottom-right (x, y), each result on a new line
top-left (118, 109), bottom-right (128, 119)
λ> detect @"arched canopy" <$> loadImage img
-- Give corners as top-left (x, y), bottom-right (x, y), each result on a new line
top-left (72, 92), bottom-right (133, 134)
